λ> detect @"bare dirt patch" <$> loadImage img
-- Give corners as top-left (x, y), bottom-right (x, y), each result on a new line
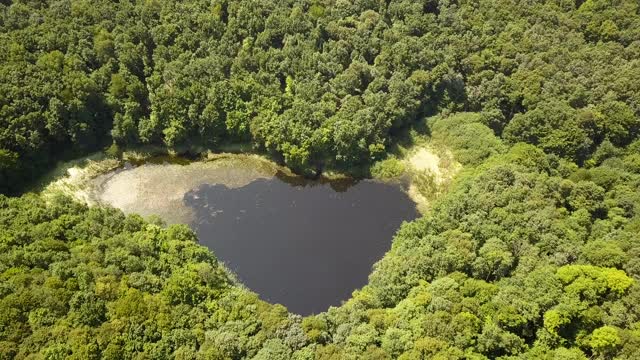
top-left (404, 146), bottom-right (462, 212)
top-left (408, 148), bottom-right (442, 179)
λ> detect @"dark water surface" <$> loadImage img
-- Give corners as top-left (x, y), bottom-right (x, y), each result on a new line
top-left (184, 176), bottom-right (418, 315)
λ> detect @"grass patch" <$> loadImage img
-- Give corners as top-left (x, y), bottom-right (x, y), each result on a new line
top-left (370, 157), bottom-right (407, 180)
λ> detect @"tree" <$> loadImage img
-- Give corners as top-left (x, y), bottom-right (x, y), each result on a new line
top-left (473, 238), bottom-right (514, 281)
top-left (585, 326), bottom-right (621, 358)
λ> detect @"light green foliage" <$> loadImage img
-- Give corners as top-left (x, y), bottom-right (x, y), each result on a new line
top-left (586, 326), bottom-right (621, 355)
top-left (360, 142), bottom-right (640, 358)
top-left (580, 240), bottom-right (627, 268)
top-left (556, 265), bottom-right (633, 297)
top-left (252, 339), bottom-right (292, 360)
top-left (412, 170), bottom-right (439, 199)
top-left (430, 113), bottom-right (506, 166)
top-left (554, 347), bottom-right (589, 360)
top-left (544, 309), bottom-right (571, 336)
top-left (4, 136), bottom-right (639, 357)
top-left (371, 157), bottom-right (406, 180)
top-left (0, 195), bottom-right (292, 358)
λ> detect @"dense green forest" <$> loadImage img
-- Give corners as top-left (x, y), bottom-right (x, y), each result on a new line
top-left (1, 0), bottom-right (640, 358)
top-left (2, 0), bottom-right (639, 191)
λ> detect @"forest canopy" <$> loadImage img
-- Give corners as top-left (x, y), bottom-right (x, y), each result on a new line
top-left (1, 0), bottom-right (639, 190)
top-left (1, 0), bottom-right (640, 359)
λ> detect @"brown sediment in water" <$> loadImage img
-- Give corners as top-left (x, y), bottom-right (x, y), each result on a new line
top-left (42, 149), bottom-right (440, 223)
top-left (89, 155), bottom-right (280, 224)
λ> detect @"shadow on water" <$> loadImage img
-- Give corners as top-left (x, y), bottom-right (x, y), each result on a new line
top-left (184, 176), bottom-right (418, 315)
top-left (274, 170), bottom-right (359, 192)
top-left (83, 154), bottom-right (418, 315)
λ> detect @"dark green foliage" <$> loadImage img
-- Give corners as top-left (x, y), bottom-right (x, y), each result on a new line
top-left (2, 0), bottom-right (639, 191)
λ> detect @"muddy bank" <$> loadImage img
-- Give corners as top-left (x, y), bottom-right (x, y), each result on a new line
top-left (90, 155), bottom-right (278, 224)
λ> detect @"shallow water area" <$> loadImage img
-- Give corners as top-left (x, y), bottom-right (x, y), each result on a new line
top-left (88, 155), bottom-right (277, 224)
top-left (79, 154), bottom-right (419, 314)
